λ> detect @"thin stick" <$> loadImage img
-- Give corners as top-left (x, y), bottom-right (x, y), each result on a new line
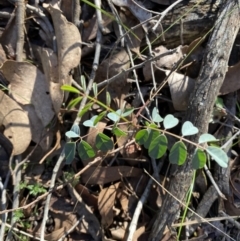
top-left (126, 161), bottom-right (163, 241)
top-left (16, 0), bottom-right (25, 61)
top-left (152, 0), bottom-right (184, 33)
top-left (6, 155), bottom-right (22, 241)
top-left (57, 217), bottom-right (83, 241)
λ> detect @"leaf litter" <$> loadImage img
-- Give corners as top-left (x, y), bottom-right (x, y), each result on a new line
top-left (0, 0), bottom-right (240, 240)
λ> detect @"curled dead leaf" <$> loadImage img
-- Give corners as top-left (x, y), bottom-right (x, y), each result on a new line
top-left (167, 71), bottom-right (195, 111)
top-left (39, 47), bottom-right (64, 114)
top-left (0, 90), bottom-right (31, 155)
top-left (220, 61), bottom-right (240, 95)
top-left (1, 60), bottom-right (55, 127)
top-left (113, 10), bottom-right (144, 56)
top-left (143, 45), bottom-right (185, 81)
top-left (98, 182), bottom-right (120, 227)
top-left (48, 5), bottom-right (81, 85)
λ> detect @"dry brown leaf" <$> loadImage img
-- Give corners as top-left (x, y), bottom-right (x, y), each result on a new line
top-left (81, 166), bottom-right (143, 185)
top-left (48, 5), bottom-right (81, 85)
top-left (220, 61), bottom-right (240, 95)
top-left (1, 60), bottom-right (55, 127)
top-left (0, 90), bottom-right (31, 155)
top-left (82, 14), bottom-right (113, 42)
top-left (167, 71), bottom-right (195, 111)
top-left (112, 0), bottom-right (152, 32)
top-left (143, 45), bottom-right (185, 81)
top-left (23, 105), bottom-right (53, 151)
top-left (96, 50), bottom-right (130, 104)
top-left (110, 226), bottom-right (126, 240)
top-left (0, 14), bottom-right (17, 58)
top-left (132, 226), bottom-right (146, 241)
top-left (60, 0), bottom-right (74, 22)
top-left (0, 44), bottom-right (6, 65)
top-left (75, 183), bottom-right (98, 211)
top-left (113, 10), bottom-right (144, 56)
top-left (39, 47), bottom-right (64, 114)
top-left (98, 182), bottom-right (120, 227)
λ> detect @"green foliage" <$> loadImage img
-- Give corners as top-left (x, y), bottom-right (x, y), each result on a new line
top-left (192, 148), bottom-right (206, 169)
top-left (198, 133), bottom-right (217, 144)
top-left (13, 209), bottom-right (31, 231)
top-left (107, 108), bottom-right (134, 123)
top-left (20, 182), bottom-right (47, 196)
top-left (144, 129), bottom-right (159, 149)
top-left (61, 85), bottom-right (80, 94)
top-left (78, 102), bottom-right (94, 117)
top-left (148, 134), bottom-right (168, 159)
top-left (13, 209), bottom-right (24, 223)
top-left (134, 114), bottom-right (228, 169)
top-left (206, 146), bottom-right (228, 168)
top-left (67, 96), bottom-right (82, 109)
top-left (65, 124), bottom-right (80, 138)
top-left (78, 141), bottom-right (96, 160)
top-left (61, 84), bottom-right (228, 169)
top-left (135, 129), bottom-right (149, 145)
top-left (163, 114), bottom-right (179, 129)
top-left (169, 141), bottom-right (187, 165)
top-left (96, 133), bottom-right (114, 152)
top-left (112, 126), bottom-right (127, 137)
top-left (151, 107), bottom-right (163, 123)
top-left (65, 142), bottom-right (76, 164)
top-left (181, 121), bottom-right (199, 136)
top-left (27, 183), bottom-right (47, 196)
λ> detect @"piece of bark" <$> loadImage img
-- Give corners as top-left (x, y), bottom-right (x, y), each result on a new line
top-left (149, 1), bottom-right (240, 240)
